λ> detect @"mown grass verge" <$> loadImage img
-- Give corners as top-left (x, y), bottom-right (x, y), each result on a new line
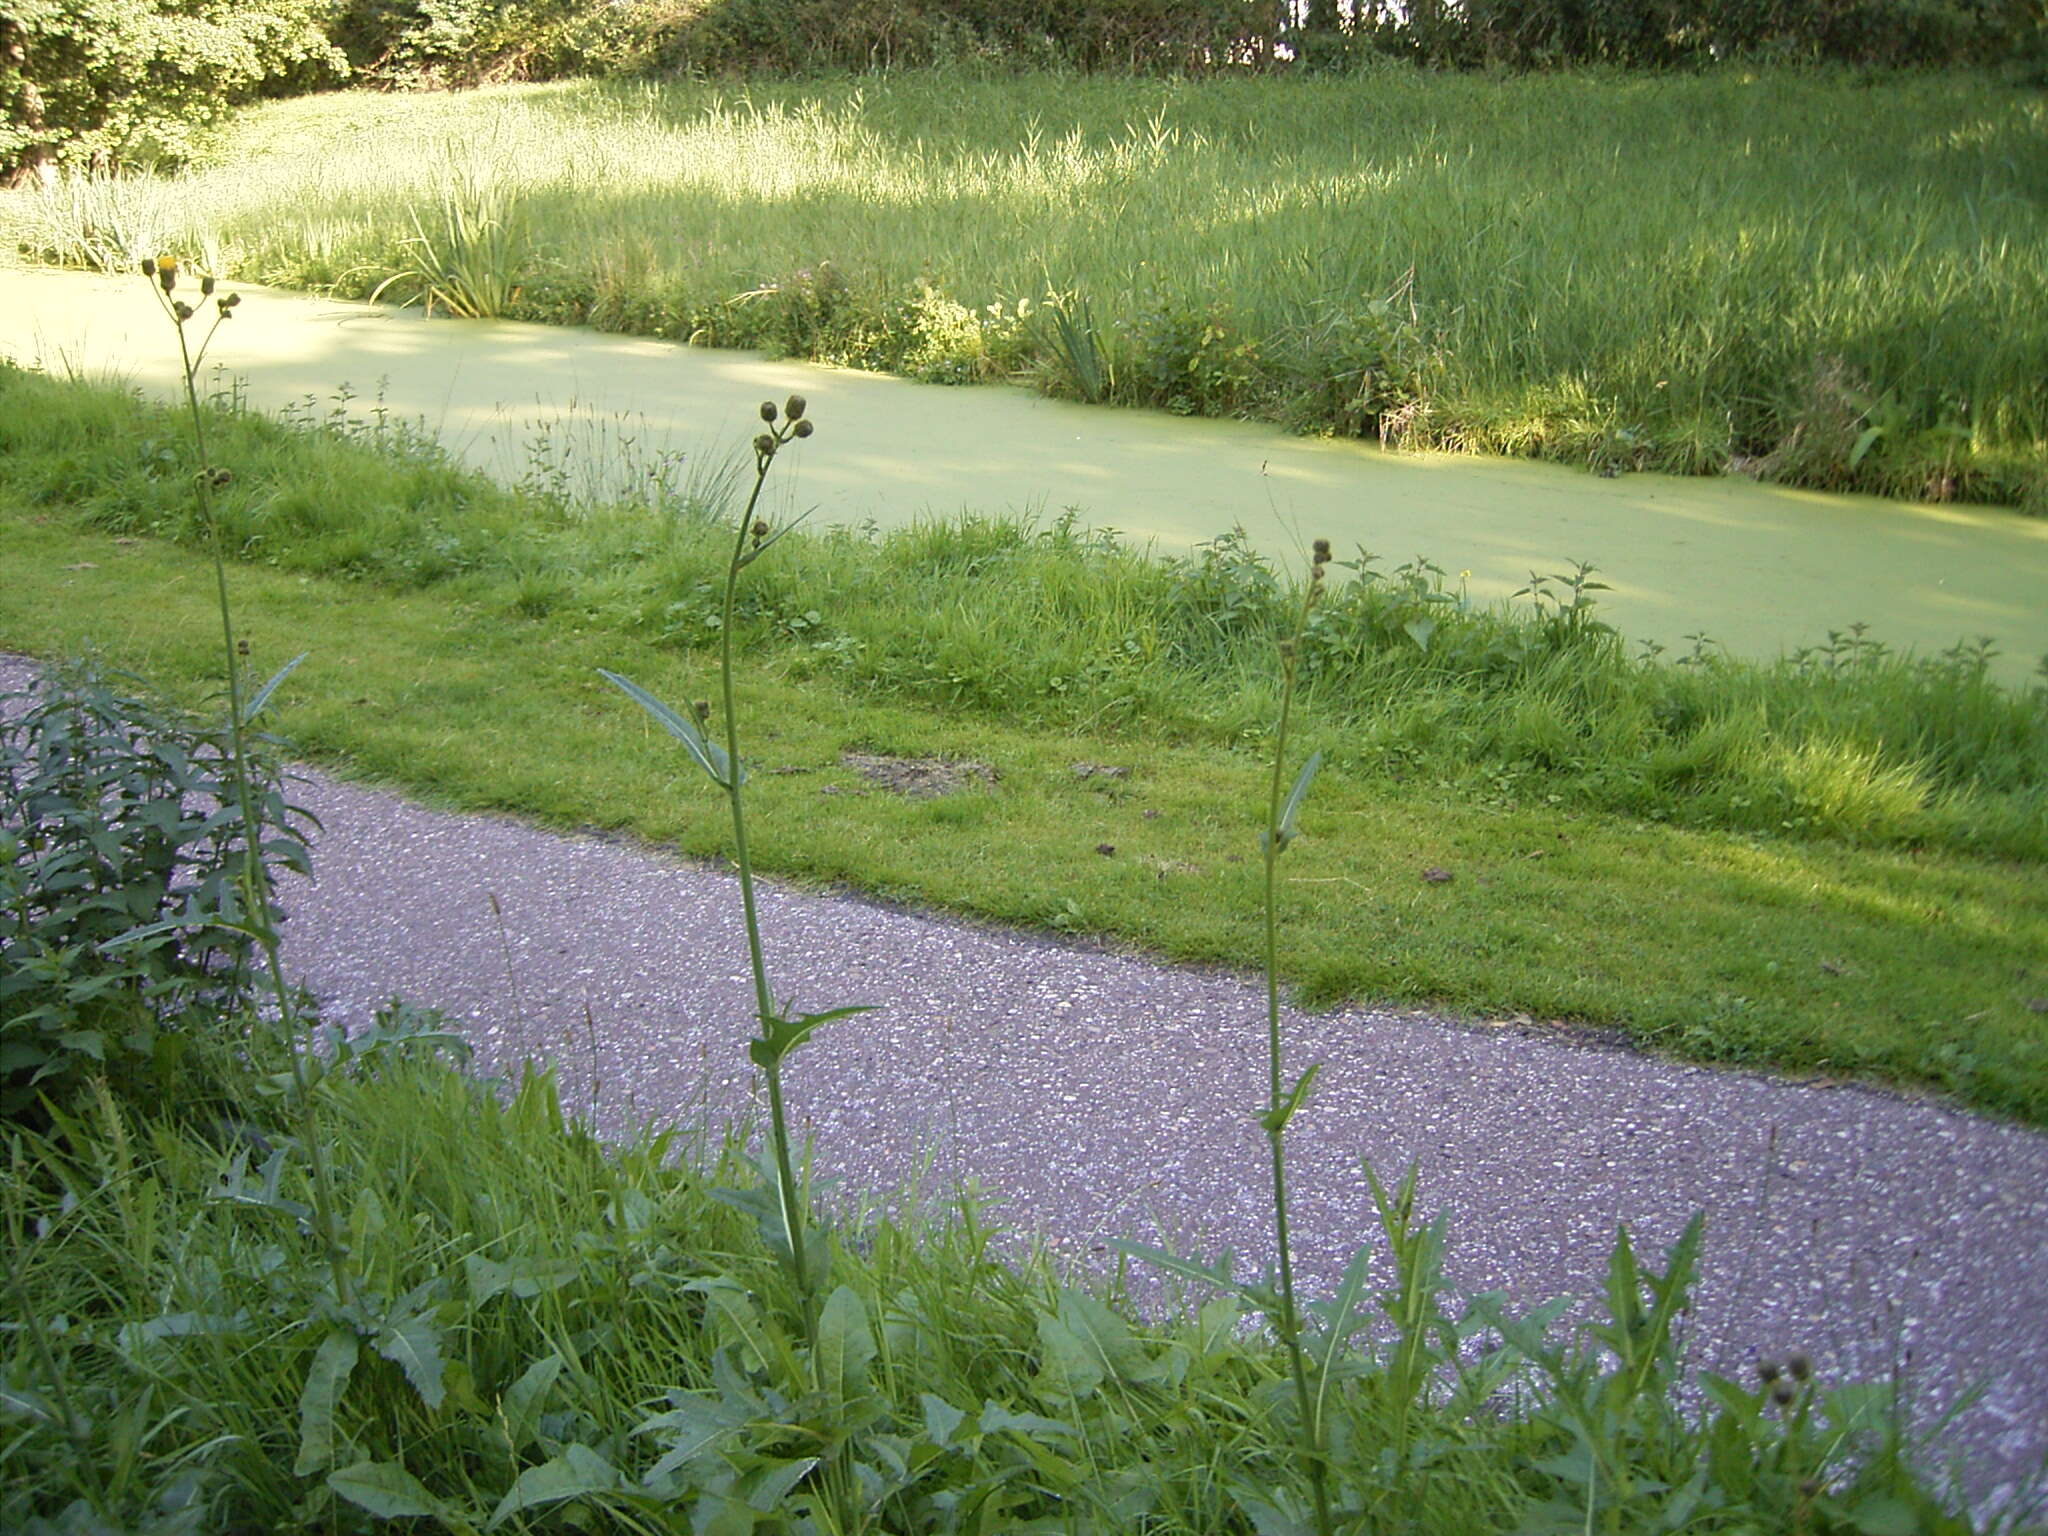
top-left (4, 68), bottom-right (2046, 507)
top-left (1, 361), bottom-right (2044, 1122)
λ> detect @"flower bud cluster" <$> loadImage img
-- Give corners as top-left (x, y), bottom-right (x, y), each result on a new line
top-left (750, 394), bottom-right (816, 477)
top-left (143, 256), bottom-right (241, 322)
top-left (1756, 1351), bottom-right (1818, 1409)
top-left (1307, 535), bottom-right (1333, 610)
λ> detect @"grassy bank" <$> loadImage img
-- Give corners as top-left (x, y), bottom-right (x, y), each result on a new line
top-left (5, 68), bottom-right (2046, 507)
top-left (2, 360), bottom-right (2045, 1122)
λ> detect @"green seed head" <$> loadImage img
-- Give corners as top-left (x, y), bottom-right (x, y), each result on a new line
top-left (1787, 1351), bottom-right (1812, 1382)
top-left (759, 400), bottom-right (778, 423)
top-left (785, 394), bottom-right (807, 422)
top-left (1312, 537), bottom-right (1332, 565)
top-left (793, 418), bottom-right (814, 438)
top-left (753, 433), bottom-right (776, 457)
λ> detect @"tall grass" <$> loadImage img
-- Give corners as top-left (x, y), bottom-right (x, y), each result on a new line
top-left (7, 68), bottom-right (2045, 504)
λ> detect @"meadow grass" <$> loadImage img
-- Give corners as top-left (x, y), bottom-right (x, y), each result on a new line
top-left (2, 360), bottom-right (2045, 1123)
top-left (5, 67), bottom-right (2045, 506)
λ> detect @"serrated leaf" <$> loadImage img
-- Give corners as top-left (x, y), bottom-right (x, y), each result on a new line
top-left (243, 652), bottom-right (307, 723)
top-left (1236, 1487), bottom-right (1315, 1536)
top-left (1310, 1243), bottom-right (1374, 1420)
top-left (1057, 1289), bottom-right (1165, 1387)
top-left (328, 1461), bottom-right (452, 1521)
top-left (374, 1312), bottom-right (447, 1410)
top-left (1034, 1312), bottom-right (1105, 1403)
top-left (744, 1455), bottom-right (819, 1512)
top-left (466, 1253), bottom-right (579, 1305)
top-left (635, 1392), bottom-right (748, 1484)
top-left (499, 1354), bottom-right (563, 1456)
top-left (295, 1330), bottom-right (359, 1476)
top-left (487, 1443), bottom-right (623, 1528)
top-left (598, 669), bottom-right (738, 786)
top-left (814, 1286), bottom-right (875, 1402)
top-left (978, 1401), bottom-right (1079, 1442)
top-left (920, 1393), bottom-right (966, 1446)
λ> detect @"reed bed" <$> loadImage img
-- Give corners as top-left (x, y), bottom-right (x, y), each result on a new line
top-left (7, 67), bottom-right (2045, 504)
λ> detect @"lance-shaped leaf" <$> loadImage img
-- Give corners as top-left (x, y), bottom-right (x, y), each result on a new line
top-left (1110, 1240), bottom-right (1280, 1313)
top-left (374, 1310), bottom-right (447, 1410)
top-left (1308, 1244), bottom-right (1375, 1431)
top-left (733, 509), bottom-right (813, 570)
top-left (244, 651), bottom-right (308, 723)
top-left (1260, 750), bottom-right (1323, 855)
top-left (747, 1004), bottom-right (876, 1071)
top-left (295, 1329), bottom-right (359, 1475)
top-left (814, 1285), bottom-right (877, 1403)
top-left (328, 1461), bottom-right (461, 1523)
top-left (598, 669), bottom-right (740, 787)
top-left (1259, 1062), bottom-right (1321, 1137)
top-left (487, 1444), bottom-right (624, 1529)
top-left (498, 1354), bottom-right (564, 1457)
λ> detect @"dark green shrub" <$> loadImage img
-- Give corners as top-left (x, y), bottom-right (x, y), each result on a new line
top-left (0, 1), bottom-right (344, 179)
top-left (0, 658), bottom-right (313, 1120)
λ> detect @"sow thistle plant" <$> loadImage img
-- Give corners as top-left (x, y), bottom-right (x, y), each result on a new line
top-left (602, 394), bottom-right (864, 1342)
top-left (125, 258), bottom-right (357, 1312)
top-left (1115, 538), bottom-right (1346, 1536)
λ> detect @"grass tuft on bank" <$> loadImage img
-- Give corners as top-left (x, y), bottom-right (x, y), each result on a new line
top-left (4, 68), bottom-right (2046, 507)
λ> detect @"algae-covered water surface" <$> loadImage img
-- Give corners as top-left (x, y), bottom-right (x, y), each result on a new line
top-left (4, 266), bottom-right (2044, 679)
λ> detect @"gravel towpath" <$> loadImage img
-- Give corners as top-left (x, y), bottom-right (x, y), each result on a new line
top-left (3, 655), bottom-right (2044, 1507)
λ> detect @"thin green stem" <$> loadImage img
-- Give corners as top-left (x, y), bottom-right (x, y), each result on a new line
top-left (721, 441), bottom-right (813, 1331)
top-left (1264, 574), bottom-right (1334, 1536)
top-left (159, 278), bottom-right (354, 1309)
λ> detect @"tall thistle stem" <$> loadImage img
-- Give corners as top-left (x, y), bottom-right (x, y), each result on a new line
top-left (601, 399), bottom-right (858, 1343)
top-left (1261, 539), bottom-right (1335, 1536)
top-left (724, 407), bottom-right (812, 1326)
top-left (148, 260), bottom-right (351, 1308)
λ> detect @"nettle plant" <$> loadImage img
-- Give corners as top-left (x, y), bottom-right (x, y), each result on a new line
top-left (0, 658), bottom-right (311, 1118)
